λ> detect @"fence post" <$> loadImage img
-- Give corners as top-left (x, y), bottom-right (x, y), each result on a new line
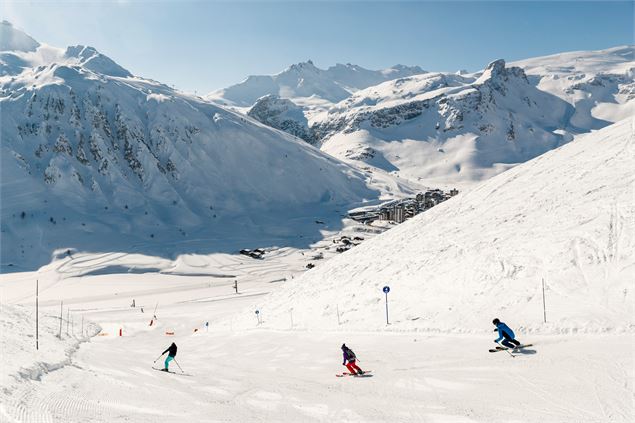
top-left (542, 278), bottom-right (547, 323)
top-left (58, 301), bottom-right (63, 339)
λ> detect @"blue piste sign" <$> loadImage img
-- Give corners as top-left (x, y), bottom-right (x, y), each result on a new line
top-left (383, 286), bottom-right (390, 324)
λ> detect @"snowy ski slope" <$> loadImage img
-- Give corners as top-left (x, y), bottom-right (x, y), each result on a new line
top-left (1, 257), bottom-right (632, 422)
top-left (257, 119), bottom-right (635, 333)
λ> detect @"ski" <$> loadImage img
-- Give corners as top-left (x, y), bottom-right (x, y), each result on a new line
top-left (152, 367), bottom-right (193, 376)
top-left (336, 370), bottom-right (372, 378)
top-left (489, 343), bottom-right (533, 353)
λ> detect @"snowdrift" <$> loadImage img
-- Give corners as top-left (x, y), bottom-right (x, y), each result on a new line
top-left (254, 119), bottom-right (635, 333)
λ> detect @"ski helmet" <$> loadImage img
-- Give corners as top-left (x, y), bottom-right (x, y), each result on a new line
top-left (341, 344), bottom-right (346, 349)
top-left (492, 318), bottom-right (500, 325)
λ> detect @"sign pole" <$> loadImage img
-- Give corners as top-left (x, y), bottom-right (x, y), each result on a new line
top-left (383, 286), bottom-right (391, 325)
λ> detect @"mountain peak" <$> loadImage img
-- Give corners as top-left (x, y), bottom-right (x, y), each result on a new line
top-left (0, 20), bottom-right (40, 52)
top-left (477, 58), bottom-right (527, 85)
top-left (485, 59), bottom-right (506, 74)
top-left (287, 60), bottom-right (319, 73)
top-left (63, 45), bottom-right (132, 78)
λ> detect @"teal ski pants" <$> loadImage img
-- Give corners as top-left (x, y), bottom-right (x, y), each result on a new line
top-left (164, 355), bottom-right (174, 369)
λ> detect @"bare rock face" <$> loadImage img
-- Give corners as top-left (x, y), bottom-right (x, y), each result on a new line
top-left (247, 95), bottom-right (316, 144)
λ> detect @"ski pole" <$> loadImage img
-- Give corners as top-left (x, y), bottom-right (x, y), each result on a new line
top-left (153, 353), bottom-right (164, 363)
top-left (173, 358), bottom-right (184, 373)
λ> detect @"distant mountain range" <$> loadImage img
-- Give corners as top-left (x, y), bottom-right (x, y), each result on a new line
top-left (212, 45), bottom-right (634, 188)
top-left (207, 60), bottom-right (426, 106)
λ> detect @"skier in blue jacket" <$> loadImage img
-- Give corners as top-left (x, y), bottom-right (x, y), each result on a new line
top-left (493, 318), bottom-right (521, 349)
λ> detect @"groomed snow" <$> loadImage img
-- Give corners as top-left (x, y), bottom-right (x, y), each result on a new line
top-left (1, 262), bottom-right (633, 422)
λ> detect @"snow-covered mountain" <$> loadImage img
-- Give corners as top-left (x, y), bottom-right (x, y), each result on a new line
top-left (315, 49), bottom-right (634, 187)
top-left (255, 118), bottom-right (635, 333)
top-left (207, 60), bottom-right (426, 107)
top-left (315, 59), bottom-right (575, 186)
top-left (214, 46), bottom-right (633, 188)
top-left (0, 23), bottom-right (378, 271)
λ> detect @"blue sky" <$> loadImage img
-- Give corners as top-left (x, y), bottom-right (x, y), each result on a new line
top-left (2, 1), bottom-right (633, 93)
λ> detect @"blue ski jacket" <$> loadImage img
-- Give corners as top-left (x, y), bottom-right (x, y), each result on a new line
top-left (494, 322), bottom-right (515, 342)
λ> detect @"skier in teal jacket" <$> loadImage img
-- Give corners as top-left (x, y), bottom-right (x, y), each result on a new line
top-left (160, 342), bottom-right (178, 371)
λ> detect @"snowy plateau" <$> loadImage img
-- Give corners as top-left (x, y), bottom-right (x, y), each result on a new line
top-left (1, 20), bottom-right (634, 423)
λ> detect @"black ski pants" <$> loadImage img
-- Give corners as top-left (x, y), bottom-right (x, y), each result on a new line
top-left (501, 333), bottom-right (521, 349)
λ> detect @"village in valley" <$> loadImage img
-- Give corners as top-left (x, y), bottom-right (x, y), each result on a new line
top-left (348, 188), bottom-right (460, 224)
top-left (239, 188), bottom-right (460, 267)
